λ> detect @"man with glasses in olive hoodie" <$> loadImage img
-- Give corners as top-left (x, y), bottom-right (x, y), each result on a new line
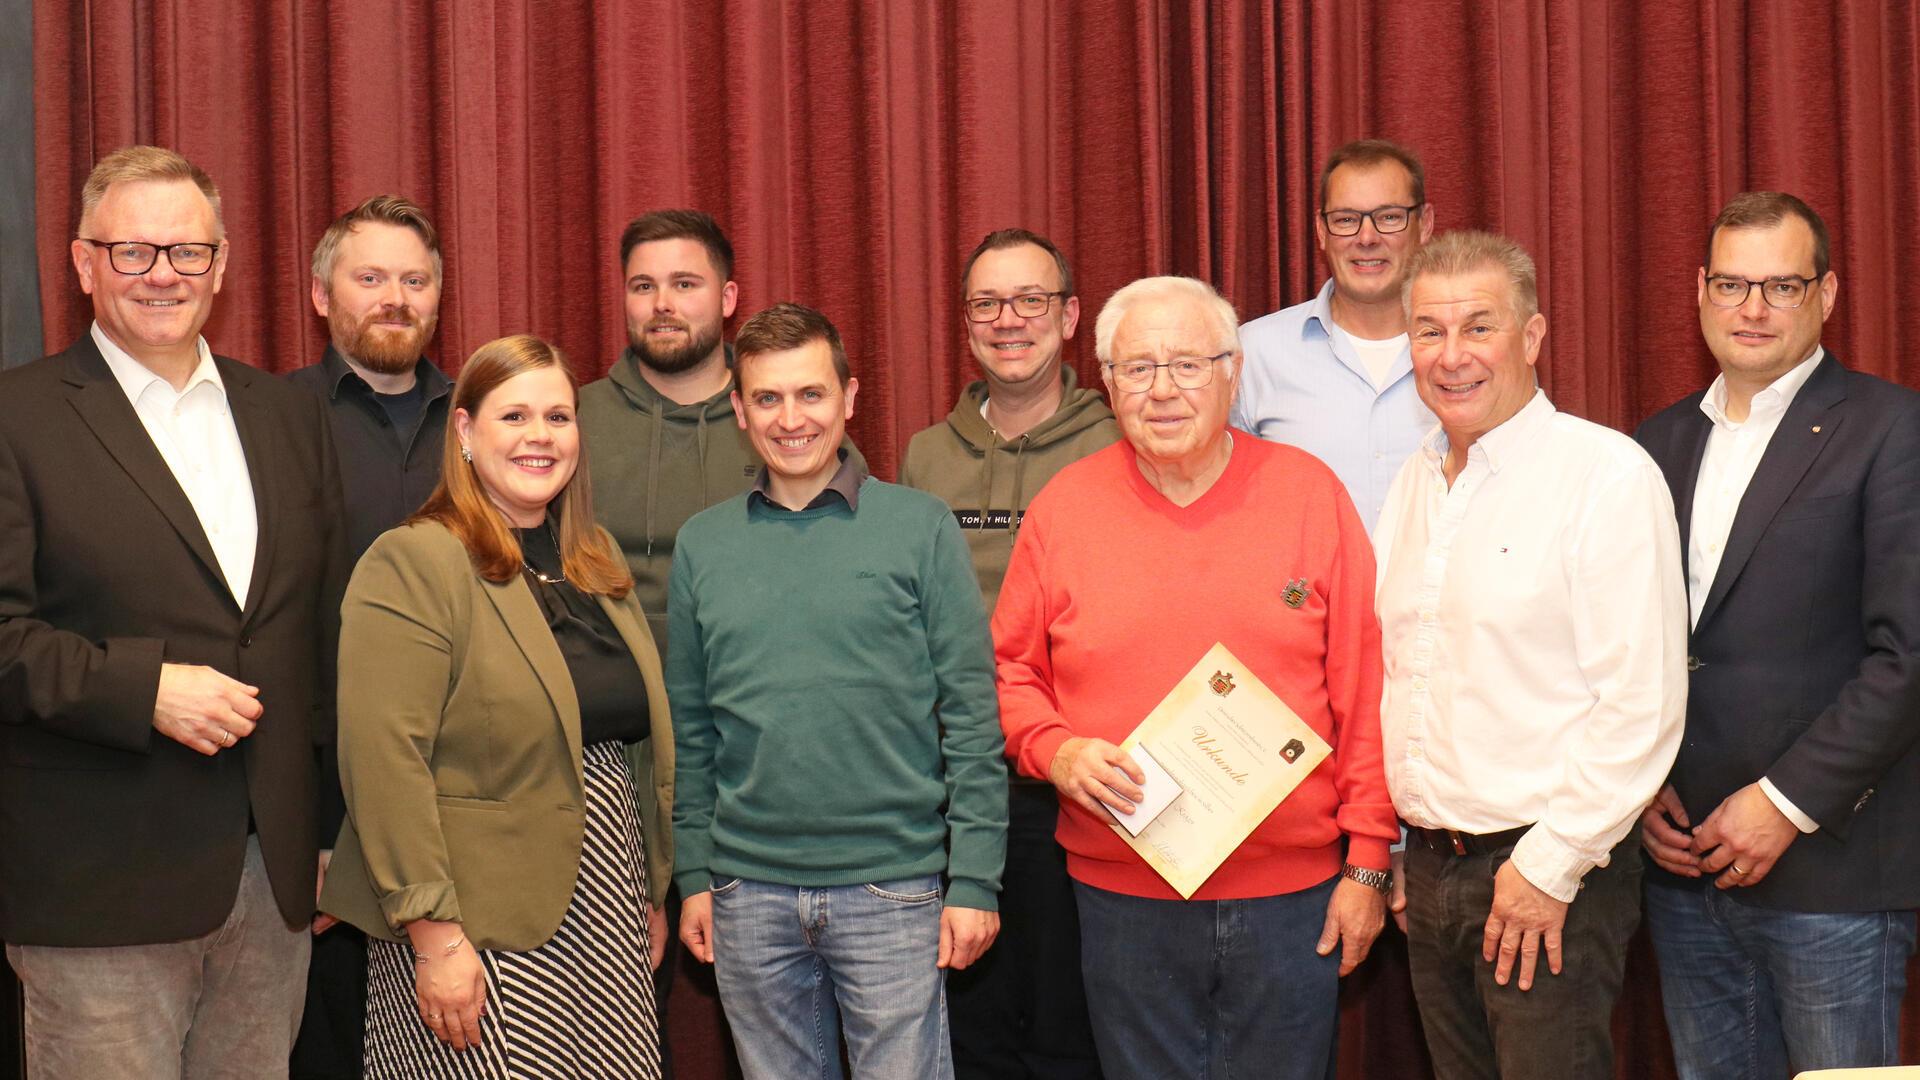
top-left (899, 227), bottom-right (1118, 1079)
top-left (579, 209), bottom-right (863, 1073)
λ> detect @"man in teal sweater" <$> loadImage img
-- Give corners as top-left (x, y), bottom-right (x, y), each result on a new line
top-left (668, 302), bottom-right (1007, 1080)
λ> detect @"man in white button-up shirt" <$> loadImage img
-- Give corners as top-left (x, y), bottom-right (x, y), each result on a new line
top-left (1375, 231), bottom-right (1688, 1080)
top-left (0, 146), bottom-right (346, 1080)
top-left (1636, 192), bottom-right (1920, 1078)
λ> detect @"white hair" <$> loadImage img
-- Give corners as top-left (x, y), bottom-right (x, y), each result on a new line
top-left (1093, 276), bottom-right (1240, 362)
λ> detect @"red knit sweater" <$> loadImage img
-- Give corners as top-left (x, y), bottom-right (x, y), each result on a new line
top-left (993, 436), bottom-right (1395, 900)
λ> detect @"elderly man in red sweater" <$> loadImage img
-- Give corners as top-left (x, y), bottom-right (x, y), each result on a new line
top-left (994, 275), bottom-right (1397, 1080)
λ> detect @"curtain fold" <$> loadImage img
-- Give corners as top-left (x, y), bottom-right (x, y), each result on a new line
top-left (33, 3), bottom-right (1920, 1075)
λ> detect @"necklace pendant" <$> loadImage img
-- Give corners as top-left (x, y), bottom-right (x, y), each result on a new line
top-left (523, 562), bottom-right (567, 585)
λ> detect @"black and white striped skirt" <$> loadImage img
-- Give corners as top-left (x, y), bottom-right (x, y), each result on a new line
top-left (362, 740), bottom-right (661, 1079)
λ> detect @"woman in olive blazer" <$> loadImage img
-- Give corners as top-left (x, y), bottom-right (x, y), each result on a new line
top-left (321, 335), bottom-right (670, 1079)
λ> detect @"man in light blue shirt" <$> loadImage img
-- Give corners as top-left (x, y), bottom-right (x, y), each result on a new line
top-left (1235, 139), bottom-right (1437, 529)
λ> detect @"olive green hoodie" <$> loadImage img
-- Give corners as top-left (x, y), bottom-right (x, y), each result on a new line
top-left (580, 346), bottom-right (865, 647)
top-left (898, 366), bottom-right (1119, 614)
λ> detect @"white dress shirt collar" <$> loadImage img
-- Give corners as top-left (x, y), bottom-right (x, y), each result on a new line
top-left (1419, 387), bottom-right (1555, 478)
top-left (88, 321), bottom-right (257, 607)
top-left (92, 322), bottom-right (226, 407)
top-left (1699, 345), bottom-right (1824, 430)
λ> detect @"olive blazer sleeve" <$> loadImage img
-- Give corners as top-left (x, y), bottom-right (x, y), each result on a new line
top-left (321, 521), bottom-right (674, 951)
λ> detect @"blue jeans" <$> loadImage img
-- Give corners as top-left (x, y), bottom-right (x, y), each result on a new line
top-left (710, 874), bottom-right (951, 1080)
top-left (1073, 875), bottom-right (1340, 1080)
top-left (1644, 880), bottom-right (1916, 1078)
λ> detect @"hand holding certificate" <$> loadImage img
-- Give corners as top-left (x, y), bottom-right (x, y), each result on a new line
top-left (1108, 642), bottom-right (1332, 898)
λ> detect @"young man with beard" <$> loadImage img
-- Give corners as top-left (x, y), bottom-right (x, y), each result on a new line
top-left (580, 209), bottom-right (862, 647)
top-left (286, 194), bottom-right (449, 1080)
top-left (899, 228), bottom-right (1115, 1079)
top-left (290, 195), bottom-right (451, 562)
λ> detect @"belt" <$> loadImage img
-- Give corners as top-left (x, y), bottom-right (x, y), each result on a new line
top-left (1410, 824), bottom-right (1531, 857)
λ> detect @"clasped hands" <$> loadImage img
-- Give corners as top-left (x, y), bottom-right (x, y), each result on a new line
top-left (1640, 782), bottom-right (1799, 889)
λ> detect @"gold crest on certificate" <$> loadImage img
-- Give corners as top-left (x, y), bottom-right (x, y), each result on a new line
top-left (1107, 641), bottom-right (1332, 898)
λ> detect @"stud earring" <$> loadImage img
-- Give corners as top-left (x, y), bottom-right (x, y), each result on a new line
top-left (461, 445), bottom-right (472, 463)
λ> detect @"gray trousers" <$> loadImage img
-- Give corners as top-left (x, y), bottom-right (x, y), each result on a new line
top-left (6, 835), bottom-right (311, 1080)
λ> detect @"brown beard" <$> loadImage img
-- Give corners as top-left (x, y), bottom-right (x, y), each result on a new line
top-left (332, 303), bottom-right (437, 374)
top-left (628, 318), bottom-right (723, 375)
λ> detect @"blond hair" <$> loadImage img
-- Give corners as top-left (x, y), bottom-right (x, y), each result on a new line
top-left (311, 194), bottom-right (442, 284)
top-left (77, 146), bottom-right (224, 238)
top-left (1402, 230), bottom-right (1539, 320)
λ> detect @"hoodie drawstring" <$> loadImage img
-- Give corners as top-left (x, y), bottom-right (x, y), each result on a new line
top-left (644, 398), bottom-right (663, 557)
top-left (696, 408), bottom-right (711, 510)
top-left (975, 428), bottom-right (999, 532)
top-left (1008, 436), bottom-right (1031, 546)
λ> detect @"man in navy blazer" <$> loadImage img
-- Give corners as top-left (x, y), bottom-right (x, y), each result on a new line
top-left (1635, 191), bottom-right (1920, 1077)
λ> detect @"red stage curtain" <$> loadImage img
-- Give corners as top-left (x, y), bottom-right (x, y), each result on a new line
top-left (34, 2), bottom-right (1920, 1076)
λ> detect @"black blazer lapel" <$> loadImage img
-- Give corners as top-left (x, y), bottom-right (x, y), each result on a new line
top-left (60, 339), bottom-right (227, 600)
top-left (1665, 413), bottom-right (1713, 588)
top-left (1695, 355), bottom-right (1847, 631)
top-left (224, 361), bottom-right (276, 625)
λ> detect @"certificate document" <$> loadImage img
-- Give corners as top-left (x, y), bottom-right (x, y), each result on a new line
top-left (1110, 642), bottom-right (1332, 898)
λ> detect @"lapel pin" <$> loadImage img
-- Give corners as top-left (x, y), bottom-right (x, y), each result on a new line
top-left (1811, 425), bottom-right (1822, 433)
top-left (1282, 579), bottom-right (1309, 608)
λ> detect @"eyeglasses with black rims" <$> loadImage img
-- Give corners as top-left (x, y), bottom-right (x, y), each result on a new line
top-left (1703, 274), bottom-right (1821, 311)
top-left (1103, 352), bottom-right (1232, 393)
top-left (1320, 205), bottom-right (1419, 237)
top-left (963, 292), bottom-right (1066, 323)
top-left (79, 239), bottom-right (222, 276)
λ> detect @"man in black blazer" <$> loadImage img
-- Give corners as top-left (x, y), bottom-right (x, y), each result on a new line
top-left (1636, 192), bottom-right (1920, 1077)
top-left (0, 146), bottom-right (345, 1078)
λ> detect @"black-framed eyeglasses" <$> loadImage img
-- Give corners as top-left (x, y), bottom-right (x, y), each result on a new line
top-left (80, 239), bottom-right (222, 276)
top-left (1703, 273), bottom-right (1821, 310)
top-left (1103, 352), bottom-right (1232, 393)
top-left (963, 292), bottom-right (1066, 323)
top-left (1320, 205), bottom-right (1419, 237)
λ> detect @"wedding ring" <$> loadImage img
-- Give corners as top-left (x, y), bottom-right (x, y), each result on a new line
top-left (1729, 864), bottom-right (1747, 876)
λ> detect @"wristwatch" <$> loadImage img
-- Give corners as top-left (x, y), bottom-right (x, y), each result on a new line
top-left (1342, 863), bottom-right (1392, 893)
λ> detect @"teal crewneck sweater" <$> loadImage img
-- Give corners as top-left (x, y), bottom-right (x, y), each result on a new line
top-left (667, 476), bottom-right (1007, 910)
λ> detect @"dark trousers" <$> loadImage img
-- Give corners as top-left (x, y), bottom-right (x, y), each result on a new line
top-left (1075, 875), bottom-right (1341, 1080)
top-left (1403, 831), bottom-right (1642, 1080)
top-left (290, 925), bottom-right (365, 1080)
top-left (949, 782), bottom-right (1103, 1079)
top-left (656, 881), bottom-right (681, 1079)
